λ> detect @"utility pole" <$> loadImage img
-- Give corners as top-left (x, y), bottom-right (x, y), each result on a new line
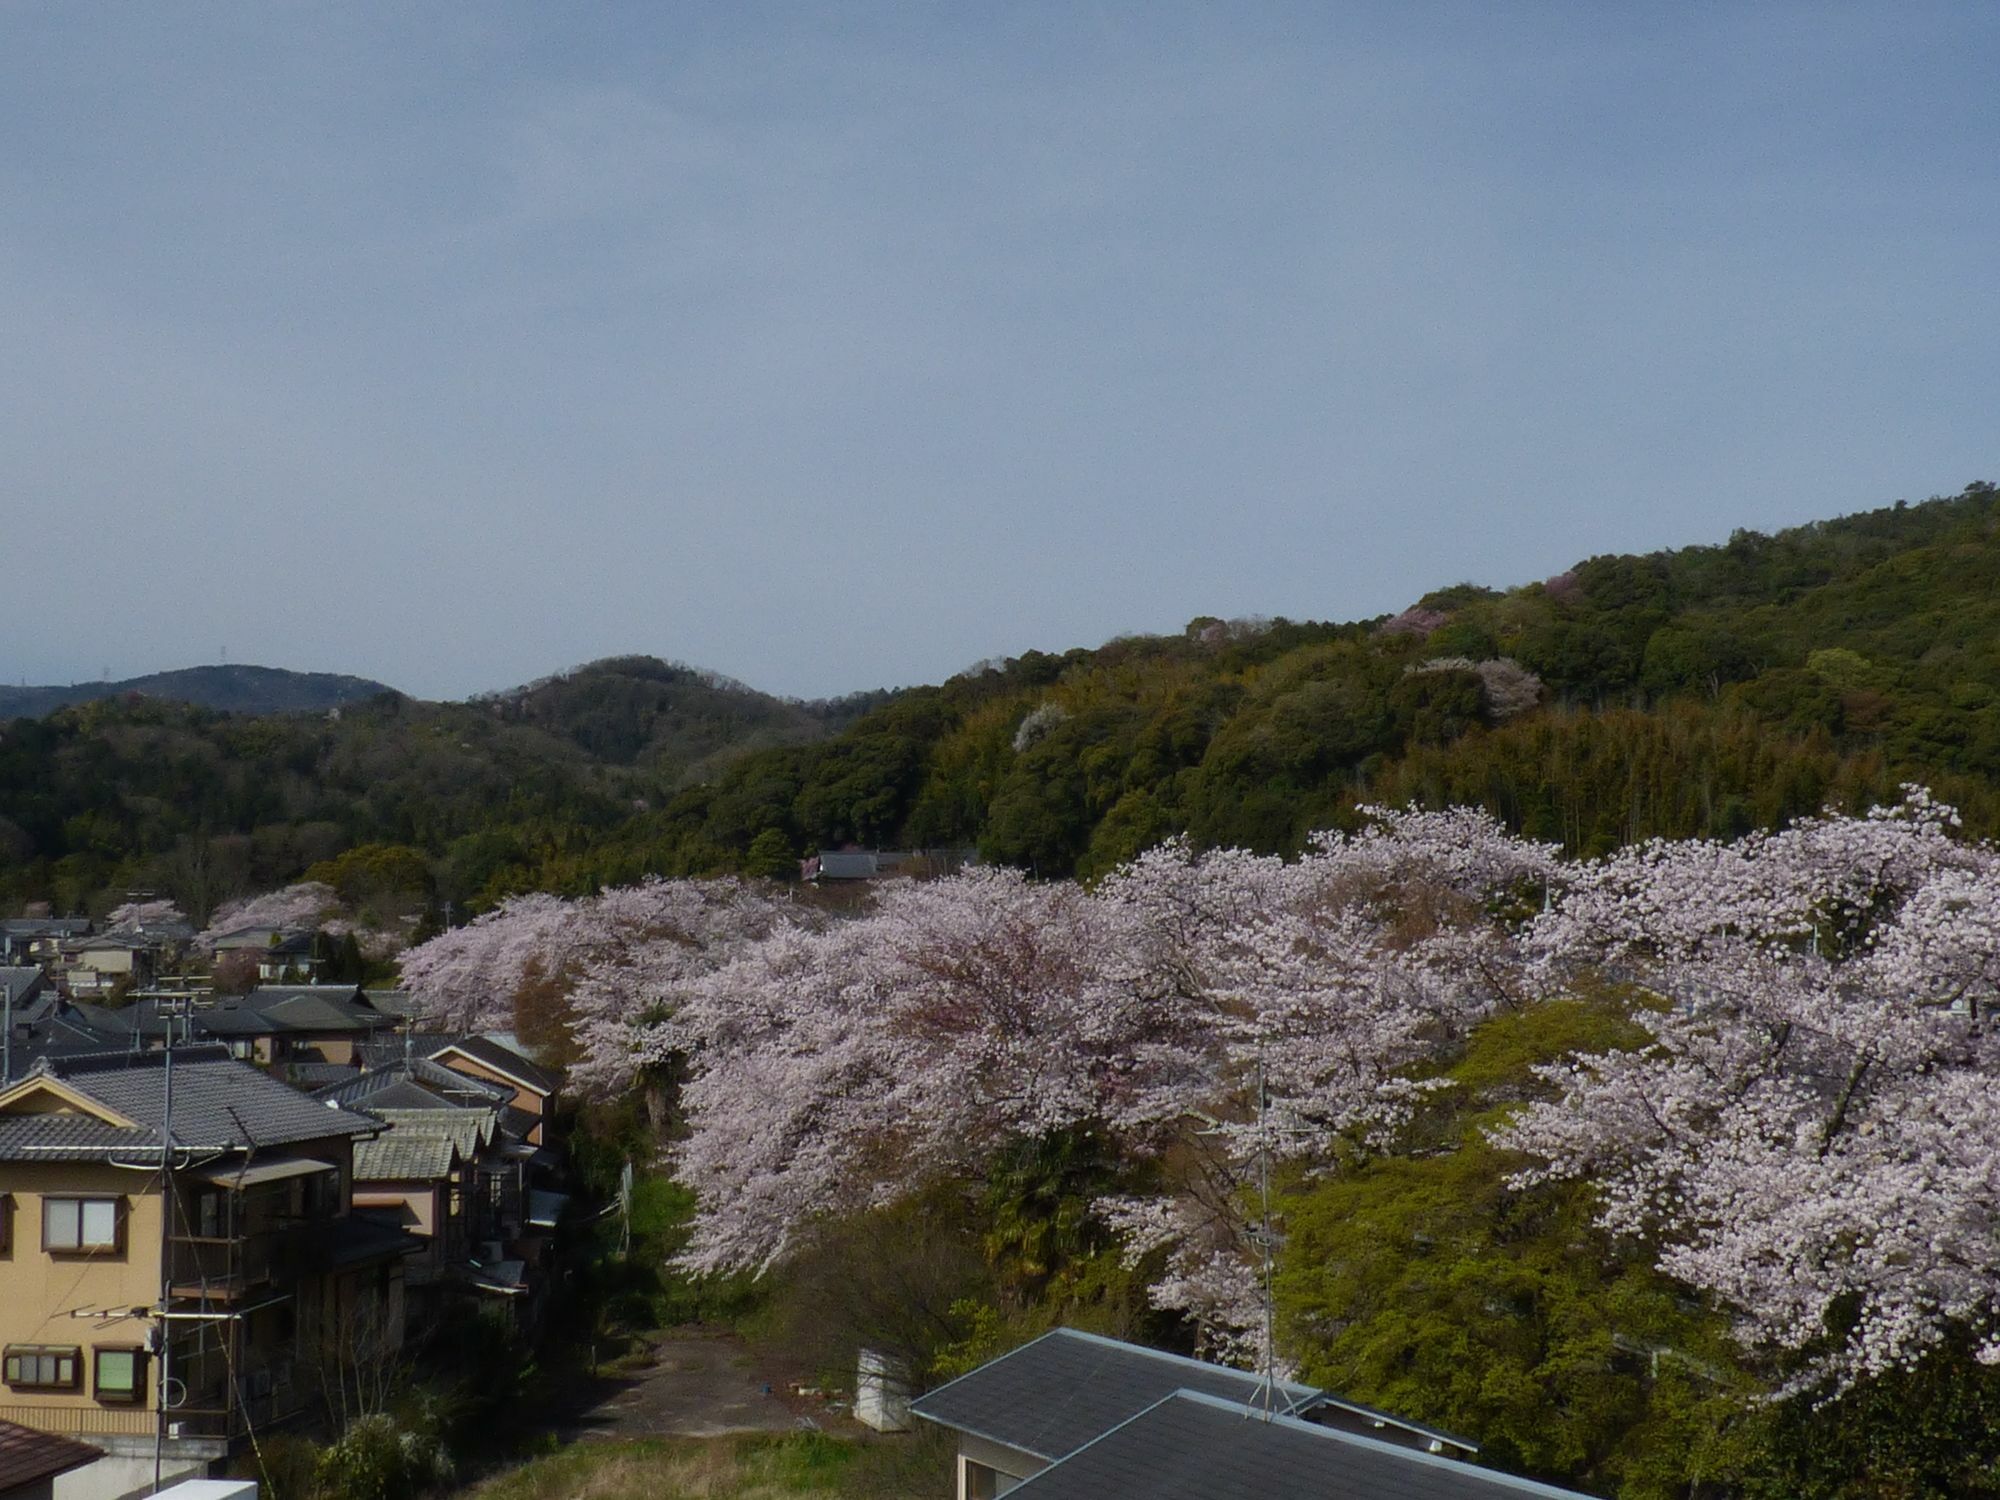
top-left (2, 978), bottom-right (12, 1086)
top-left (152, 995), bottom-right (182, 1495)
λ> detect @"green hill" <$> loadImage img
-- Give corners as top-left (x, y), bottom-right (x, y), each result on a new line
top-left (2, 482), bottom-right (1996, 917)
top-left (0, 664), bottom-right (397, 719)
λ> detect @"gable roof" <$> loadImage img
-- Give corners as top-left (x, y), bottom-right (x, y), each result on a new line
top-left (0, 1046), bottom-right (380, 1159)
top-left (431, 1035), bottom-right (559, 1095)
top-left (910, 1328), bottom-right (1316, 1463)
top-left (1004, 1390), bottom-right (1595, 1500)
top-left (0, 1416), bottom-right (101, 1492)
top-left (372, 1108), bottom-right (494, 1158)
top-left (353, 1131), bottom-right (462, 1181)
top-left (313, 1057), bottom-right (510, 1113)
top-left (244, 985), bottom-right (385, 1032)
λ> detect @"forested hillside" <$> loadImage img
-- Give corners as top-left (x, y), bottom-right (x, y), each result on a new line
top-left (0, 663), bottom-right (396, 719)
top-left (3, 483), bottom-right (1997, 919)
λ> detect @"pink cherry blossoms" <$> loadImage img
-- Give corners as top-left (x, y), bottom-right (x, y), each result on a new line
top-left (1500, 786), bottom-right (2000, 1389)
top-left (199, 882), bottom-right (342, 944)
top-left (390, 788), bottom-right (2000, 1389)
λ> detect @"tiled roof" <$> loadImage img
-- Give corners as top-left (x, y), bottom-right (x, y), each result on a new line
top-left (1005, 1391), bottom-right (1591, 1500)
top-left (0, 968), bottom-right (48, 1007)
top-left (314, 1058), bottom-right (508, 1112)
top-left (246, 985), bottom-right (388, 1032)
top-left (0, 1416), bottom-right (101, 1491)
top-left (432, 1034), bottom-right (559, 1094)
top-left (373, 1108), bottom-right (493, 1158)
top-left (284, 1061), bottom-right (359, 1089)
top-left (353, 1132), bottom-right (460, 1181)
top-left (0, 1112), bottom-right (157, 1160)
top-left (362, 989), bottom-right (426, 1019)
top-left (357, 1032), bottom-right (456, 1070)
top-left (1, 1003), bottom-right (122, 1084)
top-left (910, 1328), bottom-right (1316, 1463)
top-left (8, 1046), bottom-right (382, 1154)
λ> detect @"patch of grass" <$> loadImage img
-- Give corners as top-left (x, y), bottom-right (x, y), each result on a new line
top-left (460, 1430), bottom-right (951, 1500)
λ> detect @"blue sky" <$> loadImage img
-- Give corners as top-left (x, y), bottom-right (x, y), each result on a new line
top-left (3, 3), bottom-right (1994, 699)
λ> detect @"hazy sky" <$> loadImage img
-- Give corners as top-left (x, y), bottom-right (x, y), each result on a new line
top-left (4, 4), bottom-right (1995, 700)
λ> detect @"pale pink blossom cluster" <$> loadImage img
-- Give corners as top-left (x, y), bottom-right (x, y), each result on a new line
top-left (656, 809), bottom-right (1551, 1369)
top-left (395, 788), bottom-right (2000, 1388)
top-left (104, 897), bottom-right (188, 930)
top-left (1500, 787), bottom-right (2000, 1387)
top-left (395, 879), bottom-right (795, 1065)
top-left (199, 883), bottom-right (341, 945)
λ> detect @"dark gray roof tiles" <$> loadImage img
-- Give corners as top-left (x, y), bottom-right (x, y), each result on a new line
top-left (356, 1033), bottom-right (456, 1071)
top-left (1004, 1391), bottom-right (1597, 1500)
top-left (353, 1132), bottom-right (461, 1181)
top-left (313, 1057), bottom-right (509, 1112)
top-left (431, 1034), bottom-right (559, 1094)
top-left (19, 1046), bottom-right (382, 1153)
top-left (0, 1415), bottom-right (102, 1492)
top-left (911, 1328), bottom-right (1317, 1463)
top-left (245, 985), bottom-right (387, 1032)
top-left (0, 968), bottom-right (49, 1009)
top-left (0, 1112), bottom-right (158, 1160)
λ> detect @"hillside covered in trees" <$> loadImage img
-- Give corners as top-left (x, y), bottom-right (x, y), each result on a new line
top-left (3, 482), bottom-right (1998, 919)
top-left (0, 664), bottom-right (397, 720)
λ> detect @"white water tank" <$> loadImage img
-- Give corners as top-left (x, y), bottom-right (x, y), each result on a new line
top-left (854, 1348), bottom-right (912, 1433)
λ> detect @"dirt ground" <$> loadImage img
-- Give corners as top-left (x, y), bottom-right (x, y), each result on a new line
top-left (558, 1331), bottom-right (816, 1441)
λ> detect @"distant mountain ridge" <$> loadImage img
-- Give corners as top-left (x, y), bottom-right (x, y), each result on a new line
top-left (0, 665), bottom-right (398, 720)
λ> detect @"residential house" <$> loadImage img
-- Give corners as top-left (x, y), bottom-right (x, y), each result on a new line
top-left (206, 929), bottom-right (320, 985)
top-left (0, 927), bottom-right (89, 971)
top-left (315, 1057), bottom-right (563, 1326)
top-left (53, 940), bottom-right (151, 1002)
top-left (0, 988), bottom-right (121, 1088)
top-left (425, 1036), bottom-right (560, 1150)
top-left (0, 1046), bottom-right (415, 1485)
top-left (910, 1329), bottom-right (1563, 1500)
top-left (76, 986), bottom-right (395, 1075)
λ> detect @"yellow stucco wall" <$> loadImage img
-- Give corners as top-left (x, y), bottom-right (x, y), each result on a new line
top-left (0, 1161), bottom-right (162, 1418)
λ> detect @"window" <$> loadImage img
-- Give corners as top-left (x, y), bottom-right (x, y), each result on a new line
top-left (0, 1192), bottom-right (12, 1254)
top-left (4, 1345), bottom-right (81, 1390)
top-left (44, 1196), bottom-right (121, 1253)
top-left (93, 1347), bottom-right (145, 1404)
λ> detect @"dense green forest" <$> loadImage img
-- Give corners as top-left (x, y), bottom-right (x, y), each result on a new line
top-left (5, 483), bottom-right (1999, 919)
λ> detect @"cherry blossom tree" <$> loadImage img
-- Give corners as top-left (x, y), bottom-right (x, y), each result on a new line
top-left (665, 808), bottom-right (1555, 1365)
top-left (200, 882), bottom-right (341, 945)
top-left (1499, 788), bottom-right (2000, 1388)
top-left (104, 897), bottom-right (187, 930)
